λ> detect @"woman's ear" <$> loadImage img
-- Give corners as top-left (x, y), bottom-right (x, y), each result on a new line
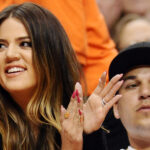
top-left (113, 103), bottom-right (120, 119)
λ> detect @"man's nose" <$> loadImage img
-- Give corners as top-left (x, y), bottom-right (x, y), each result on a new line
top-left (139, 83), bottom-right (150, 100)
top-left (5, 45), bottom-right (20, 63)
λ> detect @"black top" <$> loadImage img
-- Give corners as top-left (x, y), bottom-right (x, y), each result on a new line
top-left (0, 113), bottom-right (129, 150)
top-left (0, 135), bottom-right (2, 150)
top-left (84, 110), bottom-right (129, 150)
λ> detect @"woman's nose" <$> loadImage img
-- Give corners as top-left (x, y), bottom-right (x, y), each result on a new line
top-left (5, 45), bottom-right (20, 63)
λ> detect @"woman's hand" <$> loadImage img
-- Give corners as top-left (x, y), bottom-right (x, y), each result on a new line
top-left (83, 72), bottom-right (123, 134)
top-left (60, 82), bottom-right (83, 150)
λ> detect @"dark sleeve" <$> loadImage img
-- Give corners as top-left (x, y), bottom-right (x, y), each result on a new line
top-left (83, 129), bottom-right (107, 150)
top-left (83, 109), bottom-right (129, 150)
top-left (103, 109), bottom-right (129, 150)
top-left (0, 134), bottom-right (2, 150)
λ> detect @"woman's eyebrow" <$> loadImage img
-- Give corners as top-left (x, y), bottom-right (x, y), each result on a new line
top-left (17, 36), bottom-right (30, 40)
top-left (0, 36), bottom-right (30, 41)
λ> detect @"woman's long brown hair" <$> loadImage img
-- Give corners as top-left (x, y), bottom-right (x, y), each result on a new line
top-left (0, 2), bottom-right (81, 150)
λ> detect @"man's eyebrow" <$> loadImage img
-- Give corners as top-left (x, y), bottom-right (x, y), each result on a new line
top-left (123, 76), bottom-right (136, 81)
top-left (0, 39), bottom-right (6, 42)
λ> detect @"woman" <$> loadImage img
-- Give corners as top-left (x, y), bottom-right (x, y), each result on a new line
top-left (0, 2), bottom-right (123, 150)
top-left (0, 2), bottom-right (84, 150)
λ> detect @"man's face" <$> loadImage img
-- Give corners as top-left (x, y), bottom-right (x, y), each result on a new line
top-left (113, 66), bottom-right (150, 139)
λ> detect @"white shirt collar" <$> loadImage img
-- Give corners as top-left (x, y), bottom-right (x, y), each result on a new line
top-left (120, 146), bottom-right (136, 150)
top-left (127, 146), bottom-right (136, 150)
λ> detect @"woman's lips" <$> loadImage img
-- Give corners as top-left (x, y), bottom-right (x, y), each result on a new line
top-left (5, 66), bottom-right (27, 78)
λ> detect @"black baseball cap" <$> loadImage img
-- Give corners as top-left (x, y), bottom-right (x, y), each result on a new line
top-left (109, 42), bottom-right (150, 80)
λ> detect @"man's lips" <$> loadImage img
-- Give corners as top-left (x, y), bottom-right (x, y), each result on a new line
top-left (137, 105), bottom-right (150, 112)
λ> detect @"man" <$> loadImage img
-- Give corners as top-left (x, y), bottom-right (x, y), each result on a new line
top-left (108, 42), bottom-right (150, 150)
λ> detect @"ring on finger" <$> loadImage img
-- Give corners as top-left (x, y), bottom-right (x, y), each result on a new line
top-left (102, 98), bottom-right (107, 106)
top-left (80, 115), bottom-right (84, 123)
top-left (64, 111), bottom-right (70, 119)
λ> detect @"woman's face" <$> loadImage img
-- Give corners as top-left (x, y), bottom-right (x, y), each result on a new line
top-left (0, 17), bottom-right (37, 107)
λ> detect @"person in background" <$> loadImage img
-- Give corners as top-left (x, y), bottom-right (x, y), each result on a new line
top-left (97, 0), bottom-right (150, 35)
top-left (0, 0), bottom-right (118, 95)
top-left (112, 14), bottom-right (150, 51)
top-left (96, 0), bottom-right (123, 30)
top-left (122, 0), bottom-right (150, 19)
top-left (0, 2), bottom-right (123, 150)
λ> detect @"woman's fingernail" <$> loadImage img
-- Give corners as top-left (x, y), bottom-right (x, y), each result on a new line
top-left (76, 89), bottom-right (79, 97)
top-left (77, 96), bottom-right (81, 103)
top-left (79, 109), bottom-right (82, 115)
top-left (72, 91), bottom-right (76, 98)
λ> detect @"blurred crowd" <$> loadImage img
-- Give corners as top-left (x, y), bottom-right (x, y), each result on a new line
top-left (97, 0), bottom-right (150, 51)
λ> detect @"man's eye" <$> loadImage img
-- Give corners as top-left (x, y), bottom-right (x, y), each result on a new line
top-left (0, 43), bottom-right (7, 49)
top-left (20, 41), bottom-right (32, 47)
top-left (125, 84), bottom-right (138, 89)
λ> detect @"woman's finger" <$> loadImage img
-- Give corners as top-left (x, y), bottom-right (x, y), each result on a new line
top-left (65, 82), bottom-right (83, 123)
top-left (60, 105), bottom-right (66, 124)
top-left (77, 93), bottom-right (84, 128)
top-left (67, 82), bottom-right (81, 112)
top-left (73, 84), bottom-right (84, 129)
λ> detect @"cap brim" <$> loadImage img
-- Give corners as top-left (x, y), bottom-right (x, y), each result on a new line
top-left (109, 42), bottom-right (150, 80)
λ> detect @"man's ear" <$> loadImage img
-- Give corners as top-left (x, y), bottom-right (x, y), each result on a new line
top-left (113, 103), bottom-right (120, 119)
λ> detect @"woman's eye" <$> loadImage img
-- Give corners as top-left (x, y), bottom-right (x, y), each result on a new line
top-left (20, 41), bottom-right (32, 47)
